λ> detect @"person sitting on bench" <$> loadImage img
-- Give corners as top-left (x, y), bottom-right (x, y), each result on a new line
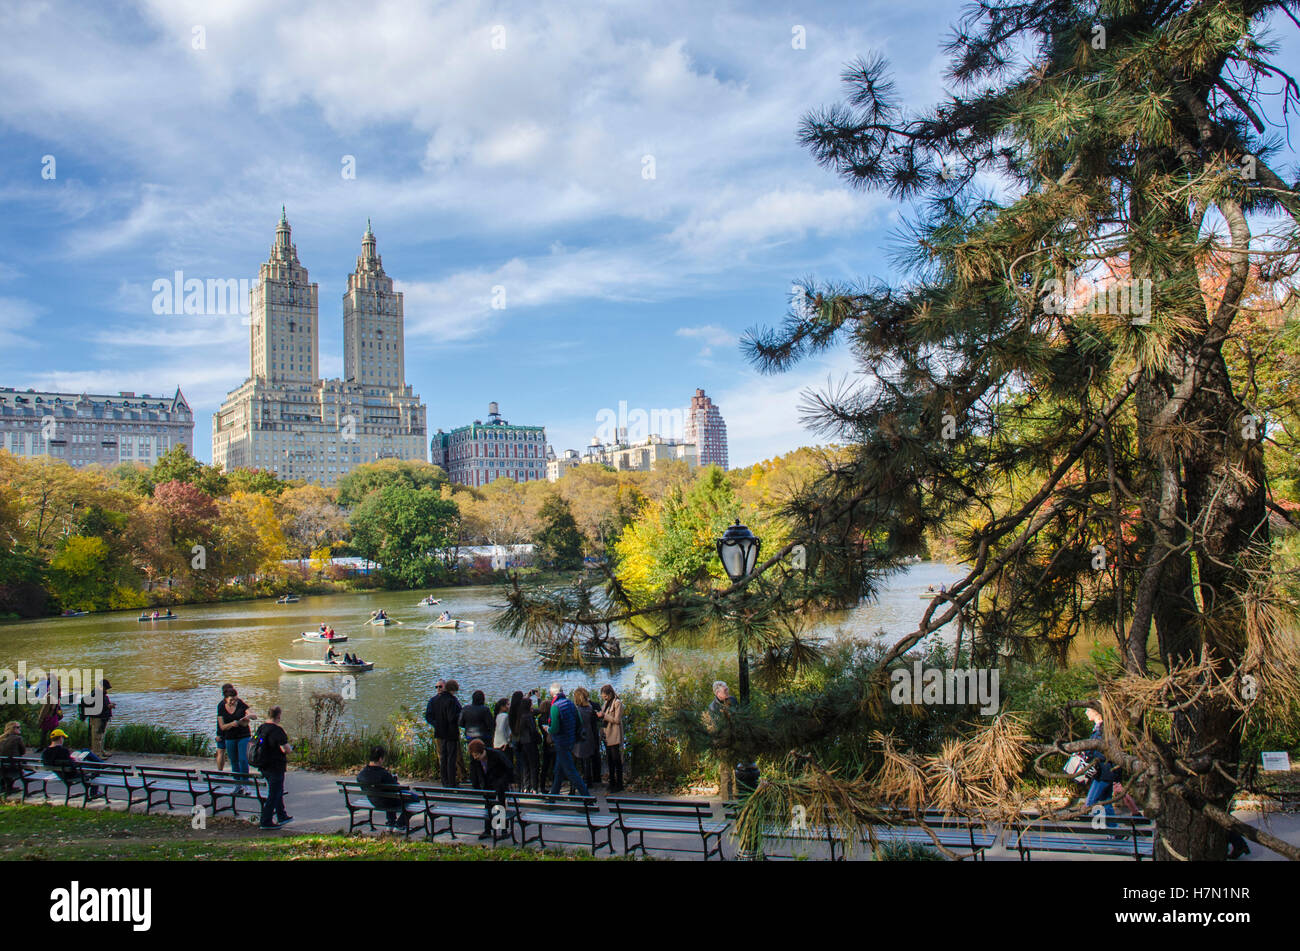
top-left (468, 738), bottom-right (513, 840)
top-left (356, 745), bottom-right (416, 829)
top-left (42, 729), bottom-right (104, 798)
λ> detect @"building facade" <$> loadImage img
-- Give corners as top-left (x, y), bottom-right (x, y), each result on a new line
top-left (0, 387), bottom-right (193, 467)
top-left (431, 403), bottom-right (547, 487)
top-left (212, 213), bottom-right (427, 485)
top-left (684, 387), bottom-right (729, 469)
top-left (575, 434), bottom-right (697, 475)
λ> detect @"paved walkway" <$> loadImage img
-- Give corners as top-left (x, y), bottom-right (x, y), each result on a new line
top-left (15, 751), bottom-right (1300, 861)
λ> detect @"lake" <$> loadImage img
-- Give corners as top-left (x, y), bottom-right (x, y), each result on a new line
top-left (0, 563), bottom-right (963, 737)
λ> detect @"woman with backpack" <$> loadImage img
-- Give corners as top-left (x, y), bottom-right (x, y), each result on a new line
top-left (251, 706), bottom-right (293, 830)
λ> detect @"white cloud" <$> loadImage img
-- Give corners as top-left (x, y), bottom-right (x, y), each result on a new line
top-left (676, 324), bottom-right (736, 359)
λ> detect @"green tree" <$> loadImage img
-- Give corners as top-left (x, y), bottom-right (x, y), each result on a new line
top-left (348, 484), bottom-right (459, 587)
top-left (150, 446), bottom-right (228, 497)
top-left (737, 0), bottom-right (1300, 860)
top-left (534, 494), bottom-right (584, 570)
top-left (335, 459), bottom-right (447, 507)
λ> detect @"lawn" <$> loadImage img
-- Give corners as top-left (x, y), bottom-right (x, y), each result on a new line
top-left (0, 803), bottom-right (617, 861)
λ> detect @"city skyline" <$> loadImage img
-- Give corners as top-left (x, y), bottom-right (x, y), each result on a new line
top-left (0, 1), bottom-right (970, 470)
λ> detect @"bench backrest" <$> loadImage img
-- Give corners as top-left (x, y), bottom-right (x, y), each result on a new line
top-left (607, 796), bottom-right (713, 820)
top-left (413, 786), bottom-right (494, 809)
top-left (77, 762), bottom-right (136, 784)
top-left (507, 791), bottom-right (597, 819)
top-left (345, 780), bottom-right (412, 809)
top-left (202, 769), bottom-right (265, 794)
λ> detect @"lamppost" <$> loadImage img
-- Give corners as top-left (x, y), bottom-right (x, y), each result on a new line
top-left (716, 518), bottom-right (761, 704)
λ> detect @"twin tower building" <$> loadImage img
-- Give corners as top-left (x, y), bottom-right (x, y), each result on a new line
top-left (211, 211), bottom-right (428, 484)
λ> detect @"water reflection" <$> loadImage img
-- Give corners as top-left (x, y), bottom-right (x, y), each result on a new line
top-left (0, 564), bottom-right (963, 735)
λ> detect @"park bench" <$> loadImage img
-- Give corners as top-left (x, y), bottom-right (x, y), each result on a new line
top-left (337, 780), bottom-right (423, 835)
top-left (415, 786), bottom-right (498, 841)
top-left (722, 800), bottom-right (853, 860)
top-left (507, 791), bottom-right (615, 855)
top-left (138, 765), bottom-right (211, 814)
top-left (1007, 815), bottom-right (1154, 861)
top-left (77, 762), bottom-right (148, 811)
top-left (203, 770), bottom-right (267, 818)
top-left (607, 796), bottom-right (729, 860)
top-left (9, 755), bottom-right (112, 807)
top-left (863, 810), bottom-right (997, 860)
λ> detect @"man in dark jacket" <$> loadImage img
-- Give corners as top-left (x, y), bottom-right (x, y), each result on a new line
top-left (547, 683), bottom-right (589, 797)
top-left (468, 738), bottom-right (513, 840)
top-left (459, 691), bottom-right (495, 789)
top-left (357, 745), bottom-right (417, 830)
top-left (428, 680), bottom-right (463, 787)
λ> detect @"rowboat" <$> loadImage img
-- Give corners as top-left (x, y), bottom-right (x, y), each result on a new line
top-left (430, 619), bottom-right (472, 629)
top-left (537, 647), bottom-right (634, 668)
top-left (277, 658), bottom-right (373, 673)
top-left (276, 595), bottom-right (301, 604)
top-left (61, 611), bottom-right (89, 618)
top-left (919, 591), bottom-right (948, 599)
top-left (300, 631), bottom-right (348, 643)
top-left (415, 597), bottom-right (442, 606)
top-left (366, 616), bottom-right (394, 626)
top-left (138, 613), bottom-right (179, 621)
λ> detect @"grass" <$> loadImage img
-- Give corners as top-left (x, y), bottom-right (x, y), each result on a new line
top-left (0, 802), bottom-right (619, 861)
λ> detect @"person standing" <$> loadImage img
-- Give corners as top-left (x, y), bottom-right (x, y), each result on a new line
top-left (428, 679), bottom-right (463, 787)
top-left (217, 686), bottom-right (256, 774)
top-left (36, 693), bottom-right (62, 750)
top-left (536, 695), bottom-right (555, 792)
top-left (459, 690), bottom-right (495, 789)
top-left (547, 684), bottom-right (589, 797)
top-left (83, 679), bottom-right (115, 759)
top-left (597, 685), bottom-right (625, 792)
top-left (214, 683), bottom-right (233, 771)
top-left (1082, 705), bottom-right (1119, 829)
top-left (705, 681), bottom-right (739, 800)
top-left (510, 695), bottom-right (541, 792)
top-left (468, 738), bottom-right (514, 841)
top-left (255, 706), bottom-right (293, 830)
top-left (493, 697), bottom-right (512, 755)
top-left (0, 721), bottom-right (25, 793)
top-left (571, 687), bottom-right (601, 788)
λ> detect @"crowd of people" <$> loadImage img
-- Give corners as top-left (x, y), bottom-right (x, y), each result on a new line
top-left (422, 680), bottom-right (625, 799)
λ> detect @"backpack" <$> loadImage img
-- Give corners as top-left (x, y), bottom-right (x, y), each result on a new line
top-left (246, 725), bottom-right (268, 769)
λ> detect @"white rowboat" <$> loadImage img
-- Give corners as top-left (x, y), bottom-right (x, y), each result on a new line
top-left (277, 658), bottom-right (373, 673)
top-left (299, 631), bottom-right (348, 643)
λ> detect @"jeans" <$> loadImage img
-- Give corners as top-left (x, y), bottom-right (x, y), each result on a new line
top-left (606, 743), bottom-right (624, 789)
top-left (1086, 779), bottom-right (1115, 826)
top-left (223, 736), bottom-right (250, 776)
top-left (438, 738), bottom-right (460, 788)
top-left (550, 745), bottom-right (589, 797)
top-left (260, 768), bottom-right (289, 826)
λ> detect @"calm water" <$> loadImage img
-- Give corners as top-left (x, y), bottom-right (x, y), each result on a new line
top-left (0, 565), bottom-right (962, 736)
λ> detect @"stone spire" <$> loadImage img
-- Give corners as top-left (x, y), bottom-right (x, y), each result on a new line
top-left (358, 219), bottom-right (382, 273)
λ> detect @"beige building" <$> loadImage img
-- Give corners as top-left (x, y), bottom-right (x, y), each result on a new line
top-left (551, 434), bottom-right (697, 479)
top-left (212, 213), bottom-right (427, 485)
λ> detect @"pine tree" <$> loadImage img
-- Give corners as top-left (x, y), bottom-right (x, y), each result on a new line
top-left (741, 0), bottom-right (1300, 860)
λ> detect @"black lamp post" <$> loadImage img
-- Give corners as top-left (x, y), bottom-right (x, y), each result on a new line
top-left (715, 518), bottom-right (760, 705)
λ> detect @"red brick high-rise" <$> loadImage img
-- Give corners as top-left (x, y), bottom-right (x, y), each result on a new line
top-left (684, 388), bottom-right (728, 469)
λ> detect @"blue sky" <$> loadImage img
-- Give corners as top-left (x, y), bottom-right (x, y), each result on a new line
top-left (2, 1), bottom-right (1297, 467)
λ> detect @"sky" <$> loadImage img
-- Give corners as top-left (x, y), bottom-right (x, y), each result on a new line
top-left (1, 1), bottom-right (1297, 468)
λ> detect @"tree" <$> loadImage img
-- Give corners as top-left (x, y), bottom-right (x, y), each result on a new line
top-left (335, 459), bottom-right (447, 507)
top-left (150, 446), bottom-right (228, 497)
top-left (49, 535), bottom-right (114, 610)
top-left (534, 494), bottom-right (584, 569)
top-left (736, 0), bottom-right (1300, 860)
top-left (278, 485), bottom-right (348, 559)
top-left (348, 484), bottom-right (459, 587)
